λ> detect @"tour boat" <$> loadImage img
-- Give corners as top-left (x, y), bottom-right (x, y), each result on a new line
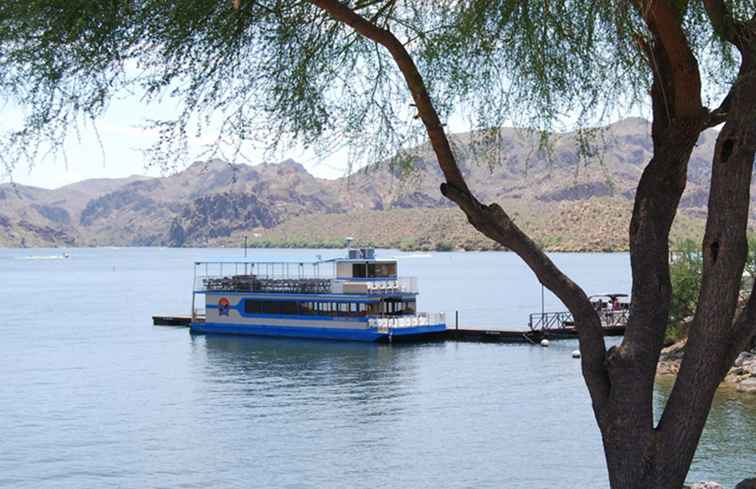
top-left (190, 248), bottom-right (446, 342)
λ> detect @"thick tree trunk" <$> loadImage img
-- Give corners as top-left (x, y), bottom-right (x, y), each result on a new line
top-left (601, 122), bottom-right (703, 489)
top-left (656, 36), bottom-right (756, 489)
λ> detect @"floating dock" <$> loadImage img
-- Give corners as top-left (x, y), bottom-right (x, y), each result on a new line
top-left (153, 315), bottom-right (625, 343)
top-left (153, 315), bottom-right (192, 326)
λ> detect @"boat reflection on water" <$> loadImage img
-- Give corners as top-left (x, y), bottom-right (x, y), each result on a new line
top-left (190, 334), bottom-right (445, 420)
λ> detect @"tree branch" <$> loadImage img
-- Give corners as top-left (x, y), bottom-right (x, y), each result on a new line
top-left (622, 0), bottom-right (704, 369)
top-left (440, 182), bottom-right (611, 414)
top-left (307, 0), bottom-right (611, 413)
top-left (703, 0), bottom-right (741, 47)
top-left (724, 281), bottom-right (756, 373)
top-left (704, 90), bottom-right (732, 128)
top-left (633, 0), bottom-right (703, 119)
top-left (307, 0), bottom-right (470, 195)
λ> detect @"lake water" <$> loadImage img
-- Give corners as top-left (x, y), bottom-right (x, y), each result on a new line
top-left (0, 248), bottom-right (753, 488)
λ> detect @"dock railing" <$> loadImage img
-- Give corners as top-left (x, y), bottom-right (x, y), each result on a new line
top-left (528, 309), bottom-right (629, 331)
top-left (599, 309), bottom-right (629, 328)
top-left (528, 312), bottom-right (574, 331)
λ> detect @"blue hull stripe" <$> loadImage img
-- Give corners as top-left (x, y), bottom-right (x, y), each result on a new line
top-left (191, 322), bottom-right (445, 342)
top-left (384, 324), bottom-right (446, 336)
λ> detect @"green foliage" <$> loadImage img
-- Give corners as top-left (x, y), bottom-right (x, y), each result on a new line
top-left (0, 1), bottom-right (752, 177)
top-left (669, 239), bottom-right (703, 342)
top-left (668, 235), bottom-right (756, 343)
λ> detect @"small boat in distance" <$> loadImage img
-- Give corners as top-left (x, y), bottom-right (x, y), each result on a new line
top-left (190, 248), bottom-right (446, 342)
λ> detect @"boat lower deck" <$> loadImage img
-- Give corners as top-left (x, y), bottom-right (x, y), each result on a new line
top-left (153, 315), bottom-right (625, 343)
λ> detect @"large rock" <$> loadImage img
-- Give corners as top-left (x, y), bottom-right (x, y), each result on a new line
top-left (734, 351), bottom-right (754, 367)
top-left (736, 377), bottom-right (756, 393)
top-left (735, 479), bottom-right (756, 489)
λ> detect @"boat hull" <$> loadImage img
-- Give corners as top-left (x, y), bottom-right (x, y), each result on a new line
top-left (191, 321), bottom-right (446, 342)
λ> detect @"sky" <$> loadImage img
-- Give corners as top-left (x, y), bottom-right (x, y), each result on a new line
top-left (1, 87), bottom-right (650, 191)
top-left (0, 93), bottom-right (361, 189)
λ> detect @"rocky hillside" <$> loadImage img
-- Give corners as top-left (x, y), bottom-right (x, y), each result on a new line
top-left (221, 198), bottom-right (705, 252)
top-left (0, 118), bottom-right (739, 250)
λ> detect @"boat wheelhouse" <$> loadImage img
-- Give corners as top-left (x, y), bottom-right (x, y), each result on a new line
top-left (190, 248), bottom-right (446, 342)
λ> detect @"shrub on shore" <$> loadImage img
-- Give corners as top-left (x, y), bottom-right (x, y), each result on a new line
top-left (668, 236), bottom-right (756, 345)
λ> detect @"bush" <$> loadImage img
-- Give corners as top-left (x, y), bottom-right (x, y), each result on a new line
top-left (668, 239), bottom-right (703, 342)
top-left (667, 235), bottom-right (756, 344)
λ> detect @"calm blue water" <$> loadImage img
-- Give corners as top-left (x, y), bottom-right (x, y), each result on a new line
top-left (0, 248), bottom-right (753, 488)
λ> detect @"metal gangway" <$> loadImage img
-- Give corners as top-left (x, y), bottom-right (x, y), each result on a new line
top-left (528, 309), bottom-right (629, 332)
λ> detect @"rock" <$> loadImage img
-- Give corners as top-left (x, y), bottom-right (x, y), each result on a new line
top-left (168, 218), bottom-right (187, 247)
top-left (734, 351), bottom-right (753, 367)
top-left (661, 339), bottom-right (687, 360)
top-left (658, 361), bottom-right (680, 375)
top-left (730, 366), bottom-right (746, 376)
top-left (736, 377), bottom-right (756, 393)
top-left (735, 479), bottom-right (756, 489)
top-left (689, 482), bottom-right (724, 489)
top-left (690, 482), bottom-right (725, 489)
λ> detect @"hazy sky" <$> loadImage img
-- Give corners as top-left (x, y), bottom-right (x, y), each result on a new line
top-left (2, 89), bottom-right (650, 191)
top-left (1, 92), bottom-right (361, 189)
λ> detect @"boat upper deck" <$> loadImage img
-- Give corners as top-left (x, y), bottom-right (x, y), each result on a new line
top-left (193, 250), bottom-right (417, 297)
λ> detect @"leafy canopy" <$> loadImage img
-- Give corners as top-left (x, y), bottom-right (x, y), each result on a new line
top-left (0, 0), bottom-right (749, 174)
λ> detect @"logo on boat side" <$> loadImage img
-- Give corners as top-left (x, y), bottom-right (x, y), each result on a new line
top-left (218, 297), bottom-right (231, 316)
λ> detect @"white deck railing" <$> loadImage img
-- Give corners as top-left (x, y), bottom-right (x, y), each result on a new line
top-left (368, 313), bottom-right (445, 331)
top-left (331, 277), bottom-right (417, 295)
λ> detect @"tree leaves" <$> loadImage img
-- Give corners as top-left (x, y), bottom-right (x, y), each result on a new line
top-left (0, 0), bottom-right (751, 175)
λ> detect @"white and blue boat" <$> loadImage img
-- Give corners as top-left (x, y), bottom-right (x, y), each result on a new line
top-left (190, 248), bottom-right (446, 342)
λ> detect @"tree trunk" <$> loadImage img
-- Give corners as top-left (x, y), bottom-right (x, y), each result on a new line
top-left (655, 32), bottom-right (756, 489)
top-left (308, 1), bottom-right (756, 487)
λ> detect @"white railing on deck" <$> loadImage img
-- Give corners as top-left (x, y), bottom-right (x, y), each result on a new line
top-left (331, 277), bottom-right (417, 295)
top-left (196, 275), bottom-right (418, 295)
top-left (368, 313), bottom-right (445, 331)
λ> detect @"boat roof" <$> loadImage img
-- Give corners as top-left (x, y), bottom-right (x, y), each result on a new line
top-left (589, 293), bottom-right (629, 299)
top-left (333, 258), bottom-right (396, 263)
top-left (194, 257), bottom-right (396, 265)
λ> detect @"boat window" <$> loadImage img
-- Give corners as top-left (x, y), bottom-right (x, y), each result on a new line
top-left (377, 299), bottom-right (416, 315)
top-left (243, 300), bottom-right (369, 317)
top-left (371, 263), bottom-right (396, 277)
top-left (352, 262), bottom-right (396, 278)
top-left (353, 263), bottom-right (367, 278)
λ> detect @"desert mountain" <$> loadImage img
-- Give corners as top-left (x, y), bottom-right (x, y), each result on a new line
top-left (0, 118), bottom-right (731, 250)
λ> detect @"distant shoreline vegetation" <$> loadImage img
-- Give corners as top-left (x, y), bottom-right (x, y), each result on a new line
top-left (210, 203), bottom-right (707, 254)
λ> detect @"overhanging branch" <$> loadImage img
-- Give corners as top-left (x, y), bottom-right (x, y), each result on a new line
top-left (308, 0), bottom-right (611, 412)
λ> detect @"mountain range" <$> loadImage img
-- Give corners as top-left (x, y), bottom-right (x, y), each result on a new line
top-left (0, 118), bottom-right (734, 251)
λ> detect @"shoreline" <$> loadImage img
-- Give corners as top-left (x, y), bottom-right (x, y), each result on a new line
top-left (0, 243), bottom-right (635, 253)
top-left (657, 340), bottom-right (756, 394)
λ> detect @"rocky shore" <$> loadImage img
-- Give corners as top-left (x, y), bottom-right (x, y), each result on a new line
top-left (658, 340), bottom-right (756, 394)
top-left (687, 480), bottom-right (756, 489)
